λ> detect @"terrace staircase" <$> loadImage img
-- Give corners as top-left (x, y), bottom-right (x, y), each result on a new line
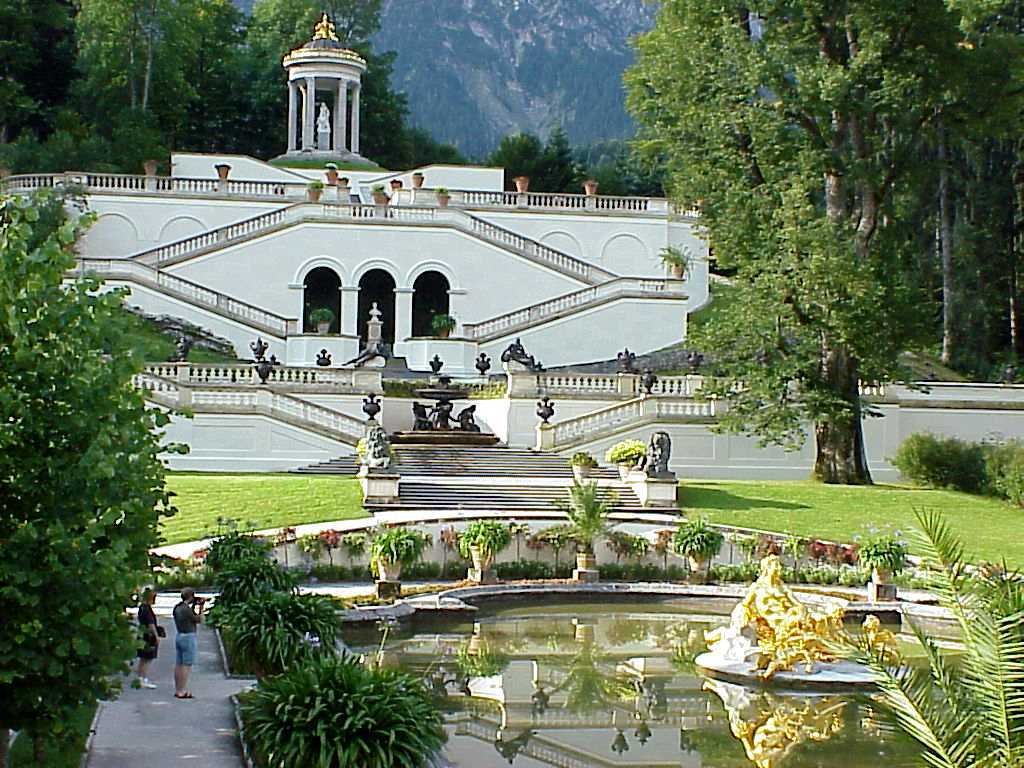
top-left (297, 445), bottom-right (648, 515)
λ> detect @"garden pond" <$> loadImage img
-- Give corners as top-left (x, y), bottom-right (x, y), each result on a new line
top-left (341, 600), bottom-right (930, 768)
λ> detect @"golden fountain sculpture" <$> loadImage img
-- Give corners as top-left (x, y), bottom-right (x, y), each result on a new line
top-left (702, 555), bottom-right (895, 681)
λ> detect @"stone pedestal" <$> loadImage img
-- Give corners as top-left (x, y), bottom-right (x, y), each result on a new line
top-left (467, 568), bottom-right (497, 585)
top-left (375, 580), bottom-right (401, 601)
top-left (626, 470), bottom-right (680, 508)
top-left (358, 466), bottom-right (400, 505)
top-left (572, 568), bottom-right (600, 583)
top-left (868, 581), bottom-right (897, 602)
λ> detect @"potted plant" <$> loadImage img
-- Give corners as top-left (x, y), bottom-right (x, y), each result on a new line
top-left (371, 184), bottom-right (389, 204)
top-left (582, 179), bottom-right (599, 196)
top-left (458, 520), bottom-right (512, 581)
top-left (672, 517), bottom-right (724, 577)
top-left (324, 163), bottom-right (339, 186)
top-left (660, 246), bottom-right (689, 279)
top-left (859, 535), bottom-right (908, 585)
top-left (430, 312), bottom-right (457, 338)
top-left (513, 175), bottom-right (530, 193)
top-left (307, 179), bottom-right (325, 202)
top-left (143, 159), bottom-right (159, 177)
top-left (557, 482), bottom-right (614, 580)
top-left (411, 171), bottom-right (425, 189)
top-left (435, 186), bottom-right (451, 207)
top-left (605, 439), bottom-right (646, 480)
top-left (369, 527), bottom-right (428, 582)
top-left (309, 307), bottom-right (335, 334)
top-left (569, 451), bottom-right (598, 483)
top-left (389, 179), bottom-right (403, 192)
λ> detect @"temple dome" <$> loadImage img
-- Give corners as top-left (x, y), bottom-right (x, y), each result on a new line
top-left (282, 13), bottom-right (367, 67)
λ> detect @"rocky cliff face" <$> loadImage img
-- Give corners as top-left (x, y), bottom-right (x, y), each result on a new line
top-left (375, 0), bottom-right (655, 156)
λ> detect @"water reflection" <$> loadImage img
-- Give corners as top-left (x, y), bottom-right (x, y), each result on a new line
top-left (344, 605), bottom-right (914, 768)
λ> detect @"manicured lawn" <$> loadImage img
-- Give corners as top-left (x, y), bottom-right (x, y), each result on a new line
top-left (682, 480), bottom-right (1024, 565)
top-left (161, 474), bottom-right (367, 545)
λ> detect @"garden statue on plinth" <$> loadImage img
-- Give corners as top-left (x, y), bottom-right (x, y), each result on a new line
top-left (254, 354), bottom-right (280, 384)
top-left (626, 431), bottom-right (677, 507)
top-left (395, 380), bottom-right (498, 445)
top-left (698, 555), bottom-right (892, 688)
top-left (169, 335), bottom-right (193, 362)
top-left (250, 337), bottom-right (269, 361)
top-left (316, 103), bottom-right (331, 151)
top-left (637, 431), bottom-right (673, 478)
top-left (358, 423), bottom-right (399, 505)
top-left (500, 338), bottom-right (543, 372)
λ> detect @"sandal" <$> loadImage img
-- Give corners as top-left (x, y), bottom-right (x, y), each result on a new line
top-left (174, 693), bottom-right (194, 699)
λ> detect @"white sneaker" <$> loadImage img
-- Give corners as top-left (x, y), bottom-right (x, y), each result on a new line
top-left (140, 678), bottom-right (157, 689)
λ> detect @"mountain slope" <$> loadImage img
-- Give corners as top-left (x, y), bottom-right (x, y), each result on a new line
top-left (374, 0), bottom-right (655, 156)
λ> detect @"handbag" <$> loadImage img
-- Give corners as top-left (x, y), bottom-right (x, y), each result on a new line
top-left (156, 625), bottom-right (166, 638)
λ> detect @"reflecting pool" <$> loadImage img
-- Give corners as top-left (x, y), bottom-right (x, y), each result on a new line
top-left (342, 602), bottom-right (920, 768)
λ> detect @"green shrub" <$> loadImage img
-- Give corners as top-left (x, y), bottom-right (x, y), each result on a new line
top-left (984, 441), bottom-right (1024, 505)
top-left (496, 560), bottom-right (554, 580)
top-left (309, 564), bottom-right (357, 582)
top-left (240, 656), bottom-right (445, 768)
top-left (402, 561), bottom-right (443, 579)
top-left (570, 451), bottom-right (598, 468)
top-left (456, 641), bottom-right (509, 678)
top-left (458, 520), bottom-right (512, 563)
top-left (672, 518), bottom-right (725, 562)
top-left (214, 557), bottom-right (296, 615)
top-left (891, 432), bottom-right (987, 492)
top-left (206, 531), bottom-right (271, 572)
top-left (220, 592), bottom-right (340, 676)
top-left (369, 527), bottom-right (429, 570)
top-left (605, 439), bottom-right (646, 466)
top-left (859, 535), bottom-right (909, 575)
top-left (308, 307), bottom-right (335, 326)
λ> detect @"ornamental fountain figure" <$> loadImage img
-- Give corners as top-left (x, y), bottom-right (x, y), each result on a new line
top-left (361, 423), bottom-right (392, 471)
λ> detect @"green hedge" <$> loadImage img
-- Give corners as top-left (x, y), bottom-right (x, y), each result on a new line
top-left (893, 432), bottom-right (1024, 505)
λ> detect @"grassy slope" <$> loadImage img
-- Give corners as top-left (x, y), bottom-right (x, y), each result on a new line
top-left (161, 474), bottom-right (366, 545)
top-left (683, 480), bottom-right (1023, 565)
top-left (124, 310), bottom-right (236, 364)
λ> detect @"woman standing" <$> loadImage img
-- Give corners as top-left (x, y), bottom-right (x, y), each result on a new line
top-left (136, 588), bottom-right (160, 689)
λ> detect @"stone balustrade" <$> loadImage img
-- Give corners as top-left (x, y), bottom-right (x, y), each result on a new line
top-left (508, 371), bottom-right (701, 399)
top-left (1, 171), bottom-right (308, 199)
top-left (143, 362), bottom-right (381, 393)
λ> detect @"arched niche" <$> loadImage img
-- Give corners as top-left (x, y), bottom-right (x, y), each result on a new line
top-left (412, 271), bottom-right (451, 337)
top-left (358, 268), bottom-right (396, 345)
top-left (303, 266), bottom-right (342, 333)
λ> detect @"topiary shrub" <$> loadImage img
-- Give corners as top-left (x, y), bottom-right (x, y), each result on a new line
top-left (240, 656), bottom-right (445, 768)
top-left (220, 591), bottom-right (340, 676)
top-left (206, 531), bottom-right (271, 573)
top-left (891, 432), bottom-right (987, 492)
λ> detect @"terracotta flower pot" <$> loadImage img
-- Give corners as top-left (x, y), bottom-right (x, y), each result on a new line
top-left (871, 567), bottom-right (892, 585)
top-left (576, 552), bottom-right (596, 571)
top-left (316, 321), bottom-right (330, 334)
top-left (513, 175), bottom-right (530, 193)
top-left (687, 555), bottom-right (709, 574)
top-left (583, 179), bottom-right (599, 196)
top-left (389, 179), bottom-right (403, 191)
top-left (372, 192), bottom-right (389, 205)
top-left (376, 560), bottom-right (402, 582)
top-left (143, 159), bottom-right (159, 177)
top-left (437, 193), bottom-right (450, 208)
top-left (412, 172), bottom-right (425, 189)
top-left (325, 168), bottom-right (339, 185)
top-left (214, 163), bottom-right (231, 181)
top-left (307, 188), bottom-right (322, 202)
top-left (670, 263), bottom-right (685, 279)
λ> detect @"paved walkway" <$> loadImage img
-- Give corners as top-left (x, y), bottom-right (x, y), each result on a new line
top-left (86, 601), bottom-right (249, 767)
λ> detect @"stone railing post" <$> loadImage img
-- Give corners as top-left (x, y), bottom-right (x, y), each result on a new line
top-left (536, 422), bottom-right (555, 451)
top-left (176, 383), bottom-right (193, 408)
top-left (175, 362), bottom-right (191, 386)
top-left (507, 372), bottom-right (537, 398)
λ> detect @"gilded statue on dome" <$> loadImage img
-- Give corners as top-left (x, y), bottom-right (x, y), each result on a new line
top-left (704, 555), bottom-right (845, 679)
top-left (313, 12), bottom-right (339, 41)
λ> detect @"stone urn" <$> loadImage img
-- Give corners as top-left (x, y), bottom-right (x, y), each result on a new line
top-left (513, 175), bottom-right (530, 193)
top-left (376, 559), bottom-right (402, 582)
top-left (536, 396), bottom-right (555, 424)
top-left (308, 187), bottom-right (323, 203)
top-left (617, 463), bottom-right (634, 482)
top-left (687, 555), bottom-right (710, 575)
top-left (576, 552), bottom-right (596, 571)
top-left (411, 172), bottom-right (425, 189)
top-left (669, 263), bottom-right (685, 279)
top-left (325, 165), bottom-right (339, 185)
top-left (437, 191), bottom-right (451, 207)
top-left (362, 393), bottom-right (382, 421)
top-left (572, 465), bottom-right (593, 484)
top-left (389, 179), bottom-right (403, 192)
top-left (582, 179), bottom-right (599, 196)
top-left (143, 159), bottom-right (159, 177)
top-left (469, 545), bottom-right (495, 575)
top-left (871, 567), bottom-right (892, 585)
top-left (214, 163), bottom-right (231, 181)
top-left (372, 190), bottom-right (390, 205)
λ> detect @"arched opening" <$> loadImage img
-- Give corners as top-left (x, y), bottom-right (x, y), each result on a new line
top-left (412, 271), bottom-right (451, 337)
top-left (303, 267), bottom-right (341, 333)
top-left (358, 269), bottom-right (396, 346)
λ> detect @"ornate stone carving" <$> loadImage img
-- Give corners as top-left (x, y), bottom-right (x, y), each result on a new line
top-left (412, 402), bottom-right (433, 431)
top-left (640, 368), bottom-right (658, 395)
top-left (686, 350), bottom-right (705, 372)
top-left (636, 431), bottom-right (672, 478)
top-left (254, 354), bottom-right (280, 384)
top-left (168, 335), bottom-right (193, 362)
top-left (456, 404), bottom-right (481, 432)
top-left (616, 347), bottom-right (637, 373)
top-left (431, 400), bottom-right (453, 430)
top-left (536, 396), bottom-right (555, 424)
top-left (475, 352), bottom-right (491, 376)
top-left (429, 354), bottom-right (444, 375)
top-left (361, 423), bottom-right (391, 470)
top-left (362, 393), bottom-right (381, 421)
top-left (500, 338), bottom-right (543, 371)
top-left (250, 337), bottom-right (269, 361)
top-left (316, 349), bottom-right (332, 367)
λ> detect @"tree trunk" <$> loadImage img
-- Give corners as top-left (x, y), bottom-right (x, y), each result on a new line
top-left (812, 345), bottom-right (873, 485)
top-left (938, 126), bottom-right (955, 365)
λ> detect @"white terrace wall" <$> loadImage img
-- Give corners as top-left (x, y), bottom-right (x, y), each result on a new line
top-left (79, 194), bottom-right (285, 258)
top-left (365, 165), bottom-right (505, 193)
top-left (171, 153), bottom-right (310, 183)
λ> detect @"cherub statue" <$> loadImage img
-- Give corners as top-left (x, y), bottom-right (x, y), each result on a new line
top-left (635, 431), bottom-right (672, 477)
top-left (456, 404), bottom-right (481, 432)
top-left (361, 423), bottom-right (391, 471)
top-left (412, 401), bottom-right (432, 431)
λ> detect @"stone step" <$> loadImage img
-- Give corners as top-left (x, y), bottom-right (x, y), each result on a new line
top-left (364, 482), bottom-right (643, 512)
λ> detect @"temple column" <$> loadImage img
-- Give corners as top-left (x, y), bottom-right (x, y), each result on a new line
top-left (334, 81), bottom-right (348, 152)
top-left (341, 286), bottom-right (360, 338)
top-left (302, 76), bottom-right (316, 150)
top-left (394, 288), bottom-right (414, 342)
top-left (287, 81), bottom-right (298, 152)
top-left (350, 84), bottom-right (361, 154)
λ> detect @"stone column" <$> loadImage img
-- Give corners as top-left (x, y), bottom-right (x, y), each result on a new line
top-left (287, 80), bottom-right (297, 152)
top-left (394, 288), bottom-right (414, 342)
top-left (341, 286), bottom-right (360, 338)
top-left (302, 76), bottom-right (316, 151)
top-left (350, 84), bottom-right (361, 154)
top-left (334, 80), bottom-right (348, 153)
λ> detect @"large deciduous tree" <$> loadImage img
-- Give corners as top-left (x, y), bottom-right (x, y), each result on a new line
top-left (0, 191), bottom-right (174, 763)
top-left (627, 0), bottom-right (1016, 483)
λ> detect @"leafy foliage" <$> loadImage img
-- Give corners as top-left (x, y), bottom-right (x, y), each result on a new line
top-left (892, 433), bottom-right (988, 493)
top-left (556, 482), bottom-right (615, 554)
top-left (605, 439), bottom-right (645, 466)
top-left (858, 536), bottom-right (909, 576)
top-left (672, 518), bottom-right (724, 562)
top-left (457, 520), bottom-right (512, 563)
top-left (240, 655), bottom-right (445, 768)
top-left (570, 451), bottom-right (598, 468)
top-left (845, 509), bottom-right (1024, 768)
top-left (220, 591), bottom-right (340, 676)
top-left (0, 190), bottom-right (173, 752)
top-left (213, 556), bottom-right (296, 614)
top-left (206, 531), bottom-right (271, 572)
top-left (369, 527), bottom-right (428, 569)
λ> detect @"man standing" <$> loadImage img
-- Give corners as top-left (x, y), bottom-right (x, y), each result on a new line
top-left (172, 587), bottom-right (204, 699)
